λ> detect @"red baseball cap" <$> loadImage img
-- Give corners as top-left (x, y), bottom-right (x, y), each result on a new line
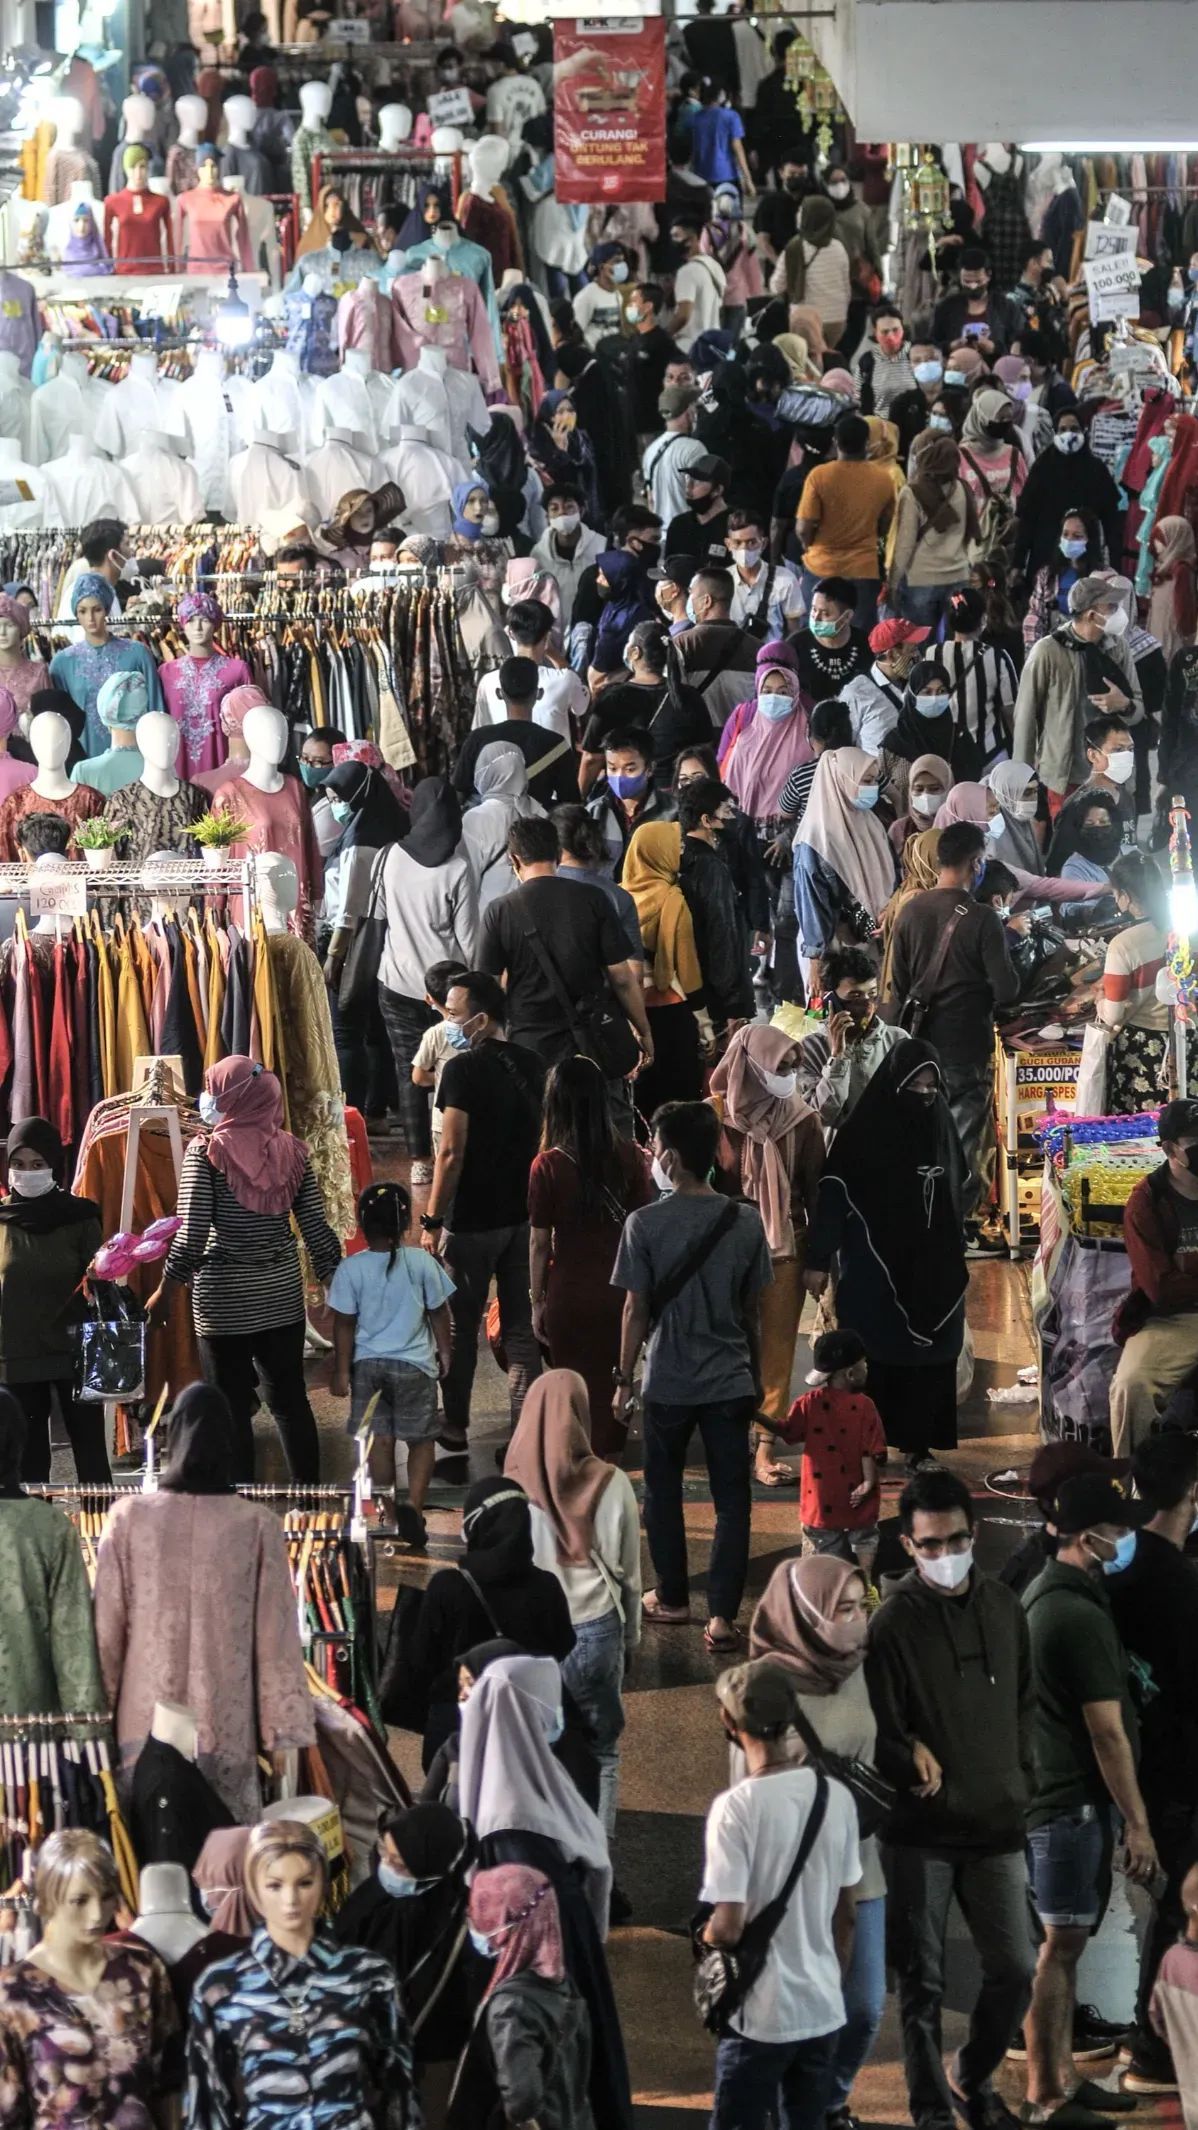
top-left (869, 618), bottom-right (932, 654)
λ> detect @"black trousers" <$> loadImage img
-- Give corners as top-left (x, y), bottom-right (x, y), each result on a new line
top-left (197, 1320), bottom-right (320, 1483)
top-left (1134, 1796), bottom-right (1198, 2050)
top-left (12, 1379), bottom-right (112, 1485)
top-left (378, 985), bottom-right (437, 1158)
top-left (330, 983), bottom-right (397, 1117)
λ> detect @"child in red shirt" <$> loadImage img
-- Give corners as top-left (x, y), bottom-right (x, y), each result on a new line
top-left (776, 1328), bottom-right (886, 1583)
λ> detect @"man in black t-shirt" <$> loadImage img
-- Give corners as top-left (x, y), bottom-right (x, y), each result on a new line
top-left (451, 655), bottom-right (578, 810)
top-left (620, 282), bottom-right (686, 438)
top-left (665, 454), bottom-right (732, 565)
top-left (580, 622), bottom-right (711, 790)
top-left (421, 970), bottom-right (545, 1452)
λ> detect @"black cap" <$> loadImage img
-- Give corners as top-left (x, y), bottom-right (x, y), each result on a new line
top-left (650, 551), bottom-right (701, 587)
top-left (687, 453), bottom-right (730, 488)
top-left (1050, 1472), bottom-right (1148, 1535)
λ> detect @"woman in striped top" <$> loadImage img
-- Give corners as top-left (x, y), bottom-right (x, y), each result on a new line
top-left (152, 1056), bottom-right (341, 1482)
top-left (1099, 851), bottom-right (1198, 1114)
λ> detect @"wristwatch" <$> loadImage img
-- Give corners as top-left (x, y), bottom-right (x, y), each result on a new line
top-left (612, 1368), bottom-right (633, 1388)
top-left (420, 1214), bottom-right (443, 1234)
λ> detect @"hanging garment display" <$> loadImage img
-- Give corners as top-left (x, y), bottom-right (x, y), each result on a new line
top-left (101, 185), bottom-right (172, 274)
top-left (390, 269), bottom-right (501, 394)
top-left (228, 437), bottom-right (315, 526)
top-left (94, 360), bottom-right (191, 457)
top-left (121, 439), bottom-right (205, 527)
top-left (0, 781), bottom-right (104, 859)
top-left (304, 434), bottom-right (389, 520)
top-left (30, 357), bottom-right (114, 464)
top-left (39, 445), bottom-right (141, 531)
top-left (0, 272), bottom-right (40, 376)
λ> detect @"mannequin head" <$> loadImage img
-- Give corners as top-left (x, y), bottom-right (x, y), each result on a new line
top-left (136, 711), bottom-right (182, 777)
top-left (224, 94), bottom-right (254, 145)
top-left (96, 669), bottom-right (148, 744)
top-left (138, 1864), bottom-right (195, 1917)
top-left (257, 852), bottom-right (299, 930)
top-left (177, 590), bottom-right (222, 655)
top-left (35, 1831), bottom-right (119, 1947)
top-left (50, 96), bottom-right (86, 150)
top-left (0, 595), bottom-right (31, 664)
top-left (124, 146), bottom-right (150, 194)
top-left (246, 1821), bottom-right (328, 1952)
top-left (431, 215), bottom-right (459, 257)
top-left (122, 90), bottom-right (156, 144)
top-left (242, 703), bottom-right (288, 768)
top-left (220, 683), bottom-right (266, 761)
top-left (197, 145), bottom-right (222, 189)
top-left (299, 79), bottom-right (332, 125)
top-left (469, 135), bottom-right (509, 199)
top-left (378, 102), bottom-right (412, 151)
top-left (175, 93), bottom-right (207, 145)
top-left (71, 572), bottom-right (115, 644)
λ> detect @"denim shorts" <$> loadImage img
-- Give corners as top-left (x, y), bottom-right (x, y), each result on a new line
top-left (348, 1357), bottom-right (438, 1441)
top-left (1027, 1803), bottom-right (1113, 1928)
top-left (802, 1524), bottom-right (880, 1557)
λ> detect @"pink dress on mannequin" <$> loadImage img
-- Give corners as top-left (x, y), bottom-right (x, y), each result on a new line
top-left (159, 651), bottom-right (254, 778)
top-left (213, 774), bottom-right (324, 933)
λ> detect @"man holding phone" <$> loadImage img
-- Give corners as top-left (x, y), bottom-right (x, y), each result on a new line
top-left (932, 247), bottom-right (1024, 359)
top-left (796, 945), bottom-right (905, 1131)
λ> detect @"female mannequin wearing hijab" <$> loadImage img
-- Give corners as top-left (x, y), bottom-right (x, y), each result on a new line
top-left (321, 759), bottom-right (406, 1116)
top-left (0, 1388), bottom-right (105, 1722)
top-left (92, 1383), bottom-right (315, 1822)
top-left (377, 777), bottom-right (479, 1181)
top-left (0, 1119), bottom-right (105, 1483)
top-left (148, 1057), bottom-right (342, 1483)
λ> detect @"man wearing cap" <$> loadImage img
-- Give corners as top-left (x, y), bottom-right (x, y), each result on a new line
top-left (642, 384), bottom-right (706, 526)
top-left (665, 455), bottom-right (733, 567)
top-left (624, 282), bottom-right (685, 440)
top-left (1022, 1473), bottom-right (1156, 2129)
top-left (1013, 575), bottom-right (1143, 818)
top-left (654, 552), bottom-right (701, 637)
top-left (998, 1441), bottom-right (1121, 1601)
top-left (841, 616), bottom-right (931, 756)
top-left (572, 240), bottom-right (631, 350)
top-left (700, 1660), bottom-right (862, 2128)
top-left (796, 412), bottom-right (896, 631)
top-left (671, 567), bottom-right (759, 729)
top-left (1110, 1097), bottom-right (1198, 1457)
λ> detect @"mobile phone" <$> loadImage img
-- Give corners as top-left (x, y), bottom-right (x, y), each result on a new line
top-left (963, 321), bottom-right (986, 340)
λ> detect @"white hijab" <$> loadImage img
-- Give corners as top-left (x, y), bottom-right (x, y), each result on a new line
top-left (793, 744), bottom-right (896, 918)
top-left (461, 742), bottom-right (545, 907)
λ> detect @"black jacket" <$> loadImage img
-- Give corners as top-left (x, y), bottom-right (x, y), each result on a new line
top-left (679, 833), bottom-right (754, 1022)
top-left (865, 1565), bottom-right (1033, 1852)
top-left (1012, 443), bottom-right (1124, 578)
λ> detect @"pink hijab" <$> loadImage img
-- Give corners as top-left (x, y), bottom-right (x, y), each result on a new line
top-left (192, 1829), bottom-right (257, 1937)
top-left (469, 1865), bottom-right (566, 1999)
top-left (219, 684), bottom-right (269, 739)
top-left (722, 658), bottom-right (807, 820)
top-left (709, 1024), bottom-right (811, 1255)
top-left (933, 781), bottom-right (988, 829)
top-left (204, 1057), bottom-right (307, 1216)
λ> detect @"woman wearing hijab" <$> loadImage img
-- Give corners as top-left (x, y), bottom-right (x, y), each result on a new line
top-left (747, 1558), bottom-right (886, 2124)
top-left (457, 1653), bottom-right (632, 2130)
top-left (1012, 407), bottom-right (1124, 581)
top-left (876, 660), bottom-right (956, 822)
top-left (150, 1058), bottom-right (341, 1481)
top-left (452, 1866), bottom-right (593, 2130)
top-left (594, 551), bottom-right (656, 654)
top-left (553, 341), bottom-right (633, 514)
top-left (1147, 513), bottom-right (1198, 664)
top-left (0, 1120), bottom-right (104, 1483)
top-left (461, 742), bottom-right (544, 911)
top-left (92, 1383), bottom-right (315, 1820)
top-left (500, 283), bottom-right (552, 425)
top-left (958, 388), bottom-right (1027, 526)
top-left (621, 821), bottom-right (706, 1109)
top-left (886, 752), bottom-right (952, 854)
top-left (377, 777), bottom-right (478, 1181)
top-left (773, 330), bottom-right (822, 385)
top-left (983, 759), bottom-right (1042, 871)
top-left (793, 745), bottom-right (895, 998)
top-left (470, 413), bottom-right (539, 538)
top-left (711, 1026), bottom-right (825, 1489)
top-left (526, 1062), bottom-right (652, 1456)
top-left (506, 1370), bottom-right (641, 1838)
top-left (879, 826), bottom-right (940, 994)
top-left (1022, 505), bottom-right (1106, 650)
top-left (805, 1039), bottom-right (968, 1468)
top-left (321, 759), bottom-right (405, 1116)
top-left (721, 655), bottom-right (811, 857)
top-left (774, 195), bottom-right (852, 345)
top-left (528, 391), bottom-right (601, 525)
top-left (405, 1477), bottom-right (575, 1769)
top-left (0, 1387), bottom-right (105, 1724)
top-left (888, 431), bottom-right (979, 629)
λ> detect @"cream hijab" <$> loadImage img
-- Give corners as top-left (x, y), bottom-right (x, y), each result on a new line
top-left (794, 744), bottom-right (896, 919)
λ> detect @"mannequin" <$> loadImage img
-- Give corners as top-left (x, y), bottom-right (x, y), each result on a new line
top-left (0, 710), bottom-right (103, 857)
top-left (48, 574), bottom-right (163, 754)
top-left (305, 426), bottom-right (389, 519)
top-left (222, 95), bottom-right (270, 194)
top-left (0, 592), bottom-right (49, 726)
top-left (0, 1830), bottom-right (179, 2124)
top-left (385, 340), bottom-right (487, 462)
top-left (228, 175), bottom-right (282, 288)
top-left (976, 142), bottom-right (1014, 183)
top-left (152, 1699), bottom-right (199, 1760)
top-left (398, 200), bottom-right (501, 345)
top-left (132, 1862), bottom-right (210, 1966)
top-left (193, 681), bottom-right (268, 797)
top-left (0, 688), bottom-right (36, 803)
top-left (102, 146), bottom-right (171, 274)
top-left (391, 250), bottom-right (501, 394)
top-left (0, 437), bottom-right (45, 533)
top-left (383, 421), bottom-right (457, 538)
top-left (166, 92), bottom-right (207, 194)
top-left (107, 89), bottom-right (157, 195)
top-left (228, 426), bottom-right (315, 525)
top-left (178, 346), bottom-right (237, 517)
top-left (458, 133), bottom-right (521, 281)
top-left (0, 354), bottom-right (33, 460)
top-left (312, 345), bottom-right (380, 450)
top-left (102, 711), bottom-right (208, 867)
top-left (122, 425), bottom-right (204, 526)
top-left (176, 145), bottom-right (253, 272)
top-left (245, 344), bottom-right (312, 452)
top-left (377, 102), bottom-right (413, 153)
top-left (159, 592), bottom-right (253, 778)
top-left (291, 80), bottom-right (334, 216)
top-left (976, 143), bottom-right (1031, 292)
top-left (30, 344), bottom-right (111, 462)
top-left (71, 668), bottom-right (147, 795)
top-left (43, 96), bottom-right (101, 207)
top-left (40, 427), bottom-right (141, 529)
top-left (93, 345), bottom-right (190, 458)
top-left (257, 849), bottom-right (300, 933)
top-left (216, 704), bottom-right (323, 920)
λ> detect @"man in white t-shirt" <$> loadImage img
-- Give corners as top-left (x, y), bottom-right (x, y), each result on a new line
top-left (572, 242), bottom-right (630, 349)
top-left (472, 595), bottom-right (588, 740)
top-left (642, 383), bottom-right (706, 526)
top-left (727, 508), bottom-right (806, 638)
top-left (701, 1662), bottom-right (861, 2130)
top-left (667, 214), bottom-right (728, 353)
top-left (483, 41), bottom-right (545, 149)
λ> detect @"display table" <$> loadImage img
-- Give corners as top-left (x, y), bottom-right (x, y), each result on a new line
top-left (995, 1032), bottom-right (1082, 1255)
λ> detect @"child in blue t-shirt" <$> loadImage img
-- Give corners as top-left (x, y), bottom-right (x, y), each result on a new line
top-left (329, 1181), bottom-right (454, 1548)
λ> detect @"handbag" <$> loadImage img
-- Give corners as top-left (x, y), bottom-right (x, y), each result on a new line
top-left (337, 845), bottom-right (390, 1017)
top-left (76, 1282), bottom-right (147, 1404)
top-left (788, 1700), bottom-right (897, 1840)
top-left (692, 1768), bottom-right (828, 2034)
top-left (899, 899), bottom-right (970, 1035)
top-left (521, 922), bottom-right (641, 1080)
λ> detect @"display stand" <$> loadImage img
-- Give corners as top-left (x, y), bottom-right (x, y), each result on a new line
top-left (995, 1032), bottom-right (1083, 1256)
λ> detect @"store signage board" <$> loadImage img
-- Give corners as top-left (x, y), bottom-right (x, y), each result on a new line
top-left (1083, 252), bottom-right (1141, 321)
top-left (554, 17), bottom-right (666, 202)
top-left (427, 86), bottom-right (474, 128)
top-left (1084, 221), bottom-right (1137, 261)
top-left (1105, 194), bottom-right (1132, 226)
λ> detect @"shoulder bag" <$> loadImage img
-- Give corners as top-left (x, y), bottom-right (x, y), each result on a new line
top-left (520, 920), bottom-right (641, 1080)
top-left (337, 844), bottom-right (390, 1017)
top-left (899, 898), bottom-right (970, 1036)
top-left (692, 1767), bottom-right (828, 2035)
top-left (787, 1700), bottom-right (896, 1840)
top-left (648, 1199), bottom-right (739, 1324)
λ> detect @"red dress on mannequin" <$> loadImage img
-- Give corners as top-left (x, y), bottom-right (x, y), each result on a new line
top-left (102, 189), bottom-right (171, 273)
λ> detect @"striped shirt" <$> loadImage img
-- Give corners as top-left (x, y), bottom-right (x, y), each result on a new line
top-left (780, 758), bottom-right (818, 822)
top-left (164, 1143), bottom-right (341, 1336)
top-left (940, 639), bottom-right (1018, 772)
top-left (1100, 918), bottom-right (1168, 1035)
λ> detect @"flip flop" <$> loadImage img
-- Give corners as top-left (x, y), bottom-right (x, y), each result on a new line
top-left (642, 1591), bottom-right (689, 1625)
top-left (704, 1623), bottom-right (742, 1653)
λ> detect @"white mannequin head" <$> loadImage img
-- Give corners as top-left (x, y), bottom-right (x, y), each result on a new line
top-left (30, 711), bottom-right (71, 772)
top-left (342, 347), bottom-right (370, 378)
top-left (122, 90), bottom-right (156, 144)
top-left (151, 1701), bottom-right (198, 1759)
top-left (224, 94), bottom-right (254, 146)
top-left (134, 1862), bottom-right (209, 1961)
top-left (299, 80), bottom-right (332, 125)
top-left (242, 703), bottom-right (288, 792)
top-left (257, 851), bottom-right (299, 930)
top-left (175, 93), bottom-right (207, 146)
top-left (417, 343), bottom-right (448, 375)
top-left (421, 251), bottom-right (445, 288)
top-left (50, 95), bottom-right (85, 150)
top-left (378, 103), bottom-right (412, 151)
top-left (136, 710), bottom-right (182, 789)
top-left (469, 135), bottom-right (509, 198)
top-left (431, 125), bottom-right (464, 177)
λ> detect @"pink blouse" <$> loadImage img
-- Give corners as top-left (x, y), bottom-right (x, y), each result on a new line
top-left (160, 653), bottom-right (253, 778)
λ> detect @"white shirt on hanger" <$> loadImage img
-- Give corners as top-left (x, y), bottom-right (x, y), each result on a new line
top-left (177, 359), bottom-right (238, 518)
top-left (40, 451), bottom-right (141, 530)
top-left (93, 368), bottom-right (192, 458)
top-left (244, 360), bottom-right (315, 457)
top-left (29, 368), bottom-right (113, 466)
top-left (312, 370), bottom-right (380, 454)
top-left (227, 439), bottom-right (315, 526)
top-left (384, 365), bottom-right (488, 465)
top-left (120, 440), bottom-right (205, 526)
top-left (0, 457), bottom-right (48, 533)
top-left (381, 431), bottom-right (463, 539)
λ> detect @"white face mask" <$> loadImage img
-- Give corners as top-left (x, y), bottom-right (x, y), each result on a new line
top-left (1013, 797), bottom-right (1039, 820)
top-left (733, 545), bottom-right (763, 570)
top-left (1054, 429), bottom-right (1084, 454)
top-left (1104, 749), bottom-right (1135, 783)
top-left (610, 261), bottom-right (629, 284)
top-left (1102, 605), bottom-right (1129, 639)
top-left (651, 1153), bottom-right (674, 1194)
top-left (760, 1066), bottom-right (797, 1099)
top-left (480, 511), bottom-right (500, 537)
top-left (10, 1167), bottom-right (55, 1198)
top-left (552, 510), bottom-right (580, 536)
top-left (911, 790), bottom-right (941, 816)
top-left (985, 814), bottom-right (1004, 838)
top-left (916, 1543), bottom-right (973, 1591)
top-left (827, 180), bottom-right (851, 200)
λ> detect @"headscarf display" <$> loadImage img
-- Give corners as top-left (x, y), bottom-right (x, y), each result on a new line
top-left (192, 1829), bottom-right (257, 1937)
top-left (0, 596), bottom-right (30, 639)
top-left (296, 182), bottom-right (365, 259)
top-left (461, 1477), bottom-right (535, 1585)
top-left (457, 1655), bottom-right (611, 1933)
top-left (324, 760), bottom-right (406, 851)
top-left (504, 1370), bottom-right (614, 1565)
top-left (395, 179), bottom-right (450, 251)
top-left (62, 204), bottom-right (110, 276)
top-left (249, 64), bottom-right (277, 105)
top-left (220, 684), bottom-right (269, 738)
top-left (71, 572), bottom-right (115, 616)
top-left (984, 758), bottom-right (1040, 870)
top-left (933, 780), bottom-right (988, 829)
top-left (95, 671), bottom-right (148, 731)
top-left (794, 745), bottom-right (895, 920)
top-left (749, 1556), bottom-right (869, 1695)
top-left (451, 478), bottom-right (489, 541)
top-left (161, 1384), bottom-right (236, 1494)
top-left (722, 653), bottom-right (807, 822)
top-left (818, 1037), bottom-right (968, 1347)
top-left (402, 775), bottom-right (463, 869)
top-left (885, 658), bottom-right (955, 765)
top-left (1148, 514), bottom-right (1198, 664)
top-left (1, 1118), bottom-right (96, 1234)
top-left (621, 823), bottom-right (702, 997)
top-left (469, 1865), bottom-right (566, 1999)
top-left (176, 592), bottom-right (223, 629)
top-left (709, 1024), bottom-right (812, 1256)
top-left (203, 1057), bottom-right (307, 1217)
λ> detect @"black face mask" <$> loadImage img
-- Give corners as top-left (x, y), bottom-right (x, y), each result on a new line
top-left (784, 175), bottom-right (806, 194)
top-left (1186, 1145), bottom-right (1198, 1176)
top-left (1077, 827), bottom-right (1121, 866)
top-left (901, 1087), bottom-right (938, 1110)
top-left (985, 419), bottom-right (1014, 440)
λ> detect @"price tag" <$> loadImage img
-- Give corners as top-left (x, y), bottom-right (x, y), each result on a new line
top-left (1084, 221), bottom-right (1137, 262)
top-left (427, 86), bottom-right (473, 129)
top-left (328, 16), bottom-right (372, 39)
top-left (1105, 194), bottom-right (1132, 226)
top-left (28, 871), bottom-right (87, 919)
top-left (1083, 251), bottom-right (1141, 322)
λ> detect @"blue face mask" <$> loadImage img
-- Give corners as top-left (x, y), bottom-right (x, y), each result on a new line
top-left (469, 1926), bottom-right (498, 1959)
top-left (757, 691), bottom-right (794, 723)
top-left (915, 694), bottom-right (947, 718)
top-left (329, 799), bottom-right (354, 825)
top-left (443, 1022), bottom-right (470, 1051)
top-left (198, 1091), bottom-right (221, 1126)
top-left (928, 413), bottom-right (954, 433)
top-left (852, 785), bottom-right (879, 811)
top-left (913, 359), bottom-right (942, 385)
top-left (1060, 537), bottom-right (1088, 560)
top-left (608, 770), bottom-right (649, 799)
top-left (685, 592), bottom-right (698, 623)
top-left (1098, 1531), bottom-right (1137, 1576)
top-left (299, 761), bottom-right (331, 788)
top-left (378, 1864), bottom-right (424, 1899)
top-left (944, 368), bottom-right (968, 387)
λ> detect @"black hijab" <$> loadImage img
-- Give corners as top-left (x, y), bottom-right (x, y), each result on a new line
top-left (1, 1118), bottom-right (98, 1233)
top-left (160, 1383), bottom-right (237, 1494)
top-left (820, 1037), bottom-right (968, 1346)
top-left (325, 761), bottom-right (406, 852)
top-left (403, 777), bottom-right (463, 870)
top-left (0, 1387), bottom-right (27, 1497)
top-left (382, 1801), bottom-right (475, 1880)
top-left (886, 658), bottom-right (956, 764)
top-left (461, 1477), bottom-right (534, 1585)
top-left (469, 414), bottom-right (527, 496)
top-left (457, 1635), bottom-right (524, 1678)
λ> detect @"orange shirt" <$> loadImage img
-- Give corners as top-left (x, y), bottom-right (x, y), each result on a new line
top-left (798, 459), bottom-right (896, 579)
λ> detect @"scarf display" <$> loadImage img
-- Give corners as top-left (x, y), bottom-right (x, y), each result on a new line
top-left (794, 744), bottom-right (896, 920)
top-left (504, 1369), bottom-right (615, 1565)
top-left (204, 1055), bottom-right (307, 1217)
top-left (749, 1555), bottom-right (869, 1694)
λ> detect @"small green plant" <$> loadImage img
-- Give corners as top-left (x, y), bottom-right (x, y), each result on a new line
top-left (186, 812), bottom-right (250, 849)
top-left (73, 818), bottom-right (123, 850)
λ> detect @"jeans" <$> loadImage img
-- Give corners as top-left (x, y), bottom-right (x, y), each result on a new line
top-left (942, 1060), bottom-right (996, 1219)
top-left (898, 581), bottom-right (970, 634)
top-left (377, 985), bottom-right (437, 1159)
top-left (441, 1222), bottom-right (542, 1441)
top-left (800, 569), bottom-right (881, 634)
top-left (769, 866), bottom-right (802, 1006)
top-left (197, 1320), bottom-right (321, 1482)
top-left (1026, 1802), bottom-right (1112, 1928)
top-left (561, 1608), bottom-right (625, 1837)
top-left (12, 1379), bottom-right (112, 1485)
top-left (642, 1395), bottom-right (754, 1621)
top-left (830, 1894), bottom-right (886, 2106)
top-left (883, 1843), bottom-right (1035, 2126)
top-left (711, 2027), bottom-right (839, 2130)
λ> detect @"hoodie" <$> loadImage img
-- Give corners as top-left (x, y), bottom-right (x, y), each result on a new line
top-left (865, 1565), bottom-right (1033, 1852)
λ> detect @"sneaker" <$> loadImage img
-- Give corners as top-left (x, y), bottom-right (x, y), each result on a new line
top-left (1069, 2081), bottom-right (1137, 2114)
top-left (410, 1158), bottom-right (435, 1185)
top-left (392, 1503), bottom-right (428, 1552)
top-left (965, 1222), bottom-right (1007, 1259)
top-left (1074, 2006), bottom-right (1130, 2062)
top-left (1120, 2042), bottom-right (1178, 2095)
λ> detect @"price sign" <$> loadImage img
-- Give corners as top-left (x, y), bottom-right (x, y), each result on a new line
top-left (1083, 252), bottom-right (1141, 322)
top-left (1084, 221), bottom-right (1137, 261)
top-left (28, 870), bottom-right (88, 919)
top-left (427, 86), bottom-right (473, 129)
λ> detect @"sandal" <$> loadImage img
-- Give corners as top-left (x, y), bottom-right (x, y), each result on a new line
top-left (642, 1591), bottom-right (689, 1625)
top-left (703, 1622), bottom-right (742, 1653)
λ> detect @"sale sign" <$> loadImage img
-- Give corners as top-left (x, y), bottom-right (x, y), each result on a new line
top-left (553, 18), bottom-right (666, 204)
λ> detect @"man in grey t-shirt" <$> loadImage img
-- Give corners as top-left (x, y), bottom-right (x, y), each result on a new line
top-left (612, 1099), bottom-right (772, 1653)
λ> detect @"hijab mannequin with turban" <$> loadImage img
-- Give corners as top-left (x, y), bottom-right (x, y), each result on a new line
top-left (0, 1119), bottom-right (106, 1485)
top-left (158, 592), bottom-right (254, 780)
top-left (0, 592), bottom-right (49, 731)
top-left (69, 669), bottom-right (147, 795)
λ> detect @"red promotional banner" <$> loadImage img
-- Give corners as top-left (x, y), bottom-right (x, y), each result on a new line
top-left (553, 18), bottom-right (666, 204)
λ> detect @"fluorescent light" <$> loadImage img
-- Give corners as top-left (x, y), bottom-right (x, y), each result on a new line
top-left (1170, 880), bottom-right (1198, 938)
top-left (1021, 140), bottom-right (1198, 153)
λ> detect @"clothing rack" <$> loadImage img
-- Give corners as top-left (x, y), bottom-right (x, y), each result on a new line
top-left (312, 146), bottom-right (461, 217)
top-left (0, 1722), bottom-right (137, 1909)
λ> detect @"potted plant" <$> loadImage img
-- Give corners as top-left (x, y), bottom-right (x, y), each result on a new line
top-left (186, 812), bottom-right (251, 870)
top-left (74, 819), bottom-right (123, 872)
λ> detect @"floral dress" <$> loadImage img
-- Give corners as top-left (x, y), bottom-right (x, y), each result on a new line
top-left (159, 653), bottom-right (254, 780)
top-left (0, 1939), bottom-right (181, 2127)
